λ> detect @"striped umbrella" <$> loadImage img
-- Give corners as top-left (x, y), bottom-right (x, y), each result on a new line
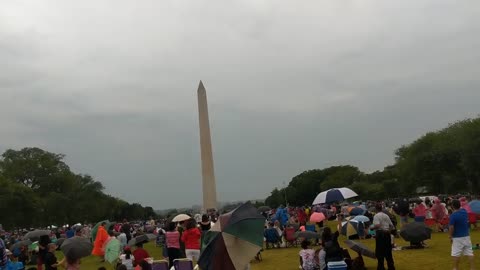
top-left (312, 188), bottom-right (358, 205)
top-left (341, 220), bottom-right (360, 237)
top-left (198, 202), bottom-right (265, 270)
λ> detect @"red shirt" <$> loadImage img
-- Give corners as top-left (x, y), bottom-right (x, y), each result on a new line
top-left (132, 248), bottom-right (150, 265)
top-left (181, 228), bottom-right (201, 250)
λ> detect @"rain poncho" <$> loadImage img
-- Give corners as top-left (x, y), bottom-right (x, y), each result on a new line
top-left (431, 199), bottom-right (447, 222)
top-left (274, 207), bottom-right (289, 226)
top-left (92, 225), bottom-right (108, 256)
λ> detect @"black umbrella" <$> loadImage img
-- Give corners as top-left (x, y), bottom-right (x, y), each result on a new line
top-left (10, 240), bottom-right (32, 251)
top-left (294, 231), bottom-right (321, 239)
top-left (257, 206), bottom-right (271, 213)
top-left (400, 222), bottom-right (432, 243)
top-left (23, 230), bottom-right (51, 241)
top-left (127, 233), bottom-right (157, 247)
top-left (56, 238), bottom-right (66, 247)
top-left (344, 240), bottom-right (376, 259)
top-left (61, 237), bottom-right (93, 259)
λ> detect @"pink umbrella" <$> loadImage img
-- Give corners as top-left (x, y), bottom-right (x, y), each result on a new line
top-left (310, 212), bottom-right (326, 223)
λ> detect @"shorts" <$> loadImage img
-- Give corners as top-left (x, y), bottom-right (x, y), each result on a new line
top-left (452, 236), bottom-right (474, 257)
top-left (185, 249), bottom-right (200, 261)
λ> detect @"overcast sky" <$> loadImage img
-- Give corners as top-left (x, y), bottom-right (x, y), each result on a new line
top-left (1, 1), bottom-right (479, 209)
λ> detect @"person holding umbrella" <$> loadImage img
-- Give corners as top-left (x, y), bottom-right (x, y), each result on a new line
top-left (44, 243), bottom-right (58, 270)
top-left (92, 222), bottom-right (108, 262)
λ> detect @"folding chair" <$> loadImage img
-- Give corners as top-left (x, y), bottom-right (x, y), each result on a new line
top-left (284, 227), bottom-right (297, 247)
top-left (305, 224), bottom-right (316, 232)
top-left (173, 258), bottom-right (194, 270)
top-left (152, 260), bottom-right (169, 270)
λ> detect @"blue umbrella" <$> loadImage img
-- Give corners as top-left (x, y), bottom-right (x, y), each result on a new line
top-left (349, 207), bottom-right (366, 216)
top-left (353, 215), bottom-right (370, 223)
top-left (469, 200), bottom-right (480, 214)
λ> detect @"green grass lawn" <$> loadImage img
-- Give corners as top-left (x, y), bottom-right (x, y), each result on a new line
top-left (51, 229), bottom-right (480, 270)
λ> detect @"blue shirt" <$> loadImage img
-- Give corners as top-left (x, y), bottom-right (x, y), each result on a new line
top-left (449, 208), bottom-right (469, 238)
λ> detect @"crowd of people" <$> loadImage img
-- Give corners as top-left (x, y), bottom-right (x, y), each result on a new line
top-left (260, 195), bottom-right (477, 270)
top-left (0, 213), bottom-right (218, 270)
top-left (1, 195), bottom-right (477, 270)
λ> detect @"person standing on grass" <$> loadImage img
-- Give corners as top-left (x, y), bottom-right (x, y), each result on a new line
top-left (373, 203), bottom-right (395, 270)
top-left (181, 218), bottom-right (201, 262)
top-left (449, 199), bottom-right (475, 270)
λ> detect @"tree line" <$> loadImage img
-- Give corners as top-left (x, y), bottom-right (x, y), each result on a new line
top-left (265, 117), bottom-right (480, 207)
top-left (0, 147), bottom-right (156, 230)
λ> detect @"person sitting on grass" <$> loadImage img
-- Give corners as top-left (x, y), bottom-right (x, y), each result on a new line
top-left (132, 243), bottom-right (150, 267)
top-left (119, 247), bottom-right (134, 270)
top-left (299, 240), bottom-right (317, 270)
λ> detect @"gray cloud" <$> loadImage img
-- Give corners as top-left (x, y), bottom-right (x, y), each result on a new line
top-left (1, 0), bottom-right (479, 208)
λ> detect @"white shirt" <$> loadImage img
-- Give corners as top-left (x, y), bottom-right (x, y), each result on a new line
top-left (373, 212), bottom-right (393, 231)
top-left (119, 254), bottom-right (135, 270)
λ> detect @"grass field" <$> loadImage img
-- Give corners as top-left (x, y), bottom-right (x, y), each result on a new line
top-left (51, 228), bottom-right (480, 270)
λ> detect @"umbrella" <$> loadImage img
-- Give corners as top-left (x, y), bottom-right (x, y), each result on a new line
top-left (198, 202), bottom-right (264, 270)
top-left (104, 238), bottom-right (121, 264)
top-left (91, 220), bottom-right (110, 241)
top-left (341, 220), bottom-right (360, 237)
top-left (257, 206), bottom-right (271, 213)
top-left (72, 224), bottom-right (83, 232)
top-left (310, 212), bottom-right (326, 223)
top-left (28, 241), bottom-right (38, 252)
top-left (10, 240), bottom-right (32, 251)
top-left (56, 238), bottom-right (66, 247)
top-left (172, 214), bottom-right (191, 223)
top-left (61, 237), bottom-right (93, 259)
top-left (400, 222), bottom-right (432, 243)
top-left (127, 234), bottom-right (157, 247)
top-left (349, 207), bottom-right (366, 216)
top-left (23, 230), bottom-right (51, 241)
top-left (312, 188), bottom-right (358, 205)
top-left (469, 200), bottom-right (480, 214)
top-left (344, 240), bottom-right (376, 259)
top-left (352, 215), bottom-right (370, 223)
top-left (294, 231), bottom-right (321, 240)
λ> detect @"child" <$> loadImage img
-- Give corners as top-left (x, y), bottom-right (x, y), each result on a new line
top-left (43, 243), bottom-right (58, 270)
top-left (119, 247), bottom-right (135, 270)
top-left (299, 240), bottom-right (316, 270)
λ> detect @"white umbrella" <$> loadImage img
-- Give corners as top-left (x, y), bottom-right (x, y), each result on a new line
top-left (312, 187), bottom-right (358, 205)
top-left (172, 214), bottom-right (191, 222)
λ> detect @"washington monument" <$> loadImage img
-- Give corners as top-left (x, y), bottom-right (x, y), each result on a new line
top-left (197, 81), bottom-right (218, 211)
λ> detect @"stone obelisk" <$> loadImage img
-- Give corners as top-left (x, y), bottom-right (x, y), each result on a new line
top-left (197, 81), bottom-right (218, 211)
